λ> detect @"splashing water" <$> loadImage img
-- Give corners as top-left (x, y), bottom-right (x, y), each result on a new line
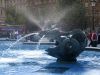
top-left (41, 6), bottom-right (75, 30)
top-left (36, 35), bottom-right (45, 50)
top-left (15, 4), bottom-right (75, 31)
top-left (7, 32), bottom-right (39, 50)
top-left (17, 6), bottom-right (42, 29)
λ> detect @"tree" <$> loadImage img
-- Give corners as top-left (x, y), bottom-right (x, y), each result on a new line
top-left (5, 7), bottom-right (26, 25)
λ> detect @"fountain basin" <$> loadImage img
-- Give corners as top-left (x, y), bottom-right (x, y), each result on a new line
top-left (0, 40), bottom-right (100, 75)
top-left (23, 42), bottom-right (55, 45)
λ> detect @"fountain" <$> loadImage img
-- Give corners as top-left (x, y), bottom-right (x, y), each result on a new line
top-left (39, 29), bottom-right (88, 62)
top-left (5, 4), bottom-right (88, 63)
top-left (6, 26), bottom-right (87, 63)
top-left (0, 2), bottom-right (99, 75)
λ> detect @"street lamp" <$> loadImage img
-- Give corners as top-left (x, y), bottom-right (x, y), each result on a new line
top-left (90, 0), bottom-right (97, 31)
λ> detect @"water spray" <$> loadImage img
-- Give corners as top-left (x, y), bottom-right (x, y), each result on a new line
top-left (7, 33), bottom-right (39, 50)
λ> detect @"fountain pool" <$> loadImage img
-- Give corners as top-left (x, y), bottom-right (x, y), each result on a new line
top-left (0, 40), bottom-right (100, 75)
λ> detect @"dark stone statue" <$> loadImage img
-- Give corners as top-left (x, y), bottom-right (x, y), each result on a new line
top-left (40, 29), bottom-right (87, 62)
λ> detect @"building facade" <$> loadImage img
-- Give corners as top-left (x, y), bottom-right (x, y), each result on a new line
top-left (80, 0), bottom-right (100, 30)
top-left (0, 0), bottom-right (6, 25)
top-left (1, 0), bottom-right (100, 31)
top-left (0, 0), bottom-right (58, 25)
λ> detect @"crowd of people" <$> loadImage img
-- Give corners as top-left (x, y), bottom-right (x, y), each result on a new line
top-left (87, 30), bottom-right (100, 47)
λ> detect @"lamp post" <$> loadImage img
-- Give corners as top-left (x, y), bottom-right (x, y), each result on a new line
top-left (90, 0), bottom-right (97, 31)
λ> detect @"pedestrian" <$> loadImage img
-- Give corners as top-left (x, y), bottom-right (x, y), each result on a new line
top-left (97, 33), bottom-right (100, 44)
top-left (88, 31), bottom-right (92, 46)
top-left (89, 31), bottom-right (98, 47)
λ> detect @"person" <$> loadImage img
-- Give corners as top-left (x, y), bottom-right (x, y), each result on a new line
top-left (88, 31), bottom-right (92, 46)
top-left (97, 33), bottom-right (100, 44)
top-left (89, 31), bottom-right (98, 47)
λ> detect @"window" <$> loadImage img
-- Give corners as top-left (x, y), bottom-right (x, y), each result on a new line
top-left (49, 0), bottom-right (52, 3)
top-left (34, 0), bottom-right (41, 5)
top-left (85, 3), bottom-right (89, 7)
top-left (1, 9), bottom-right (2, 15)
top-left (43, 0), bottom-right (47, 4)
top-left (1, 0), bottom-right (2, 3)
top-left (38, 0), bottom-right (41, 4)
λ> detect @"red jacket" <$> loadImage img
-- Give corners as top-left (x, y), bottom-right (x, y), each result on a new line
top-left (88, 33), bottom-right (92, 41)
top-left (91, 33), bottom-right (98, 41)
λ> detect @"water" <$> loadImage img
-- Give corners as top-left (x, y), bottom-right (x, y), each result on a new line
top-left (17, 6), bottom-right (42, 29)
top-left (36, 35), bottom-right (45, 50)
top-left (3, 2), bottom-right (99, 75)
top-left (15, 4), bottom-right (75, 31)
top-left (0, 32), bottom-right (100, 75)
top-left (2, 32), bottom-right (40, 57)
top-left (7, 32), bottom-right (39, 50)
top-left (0, 41), bottom-right (100, 75)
